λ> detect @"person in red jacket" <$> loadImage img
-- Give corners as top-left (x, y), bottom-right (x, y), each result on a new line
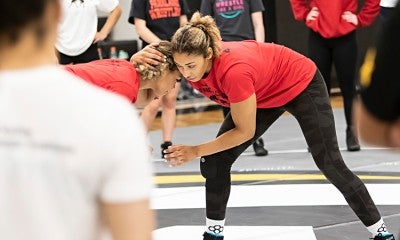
top-left (164, 12), bottom-right (395, 240)
top-left (64, 41), bottom-right (181, 108)
top-left (289, 0), bottom-right (380, 152)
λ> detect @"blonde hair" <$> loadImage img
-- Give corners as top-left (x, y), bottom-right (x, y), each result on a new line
top-left (136, 41), bottom-right (177, 81)
top-left (171, 12), bottom-right (222, 58)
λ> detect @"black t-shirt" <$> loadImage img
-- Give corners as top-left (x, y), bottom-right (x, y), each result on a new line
top-left (361, 3), bottom-right (400, 122)
top-left (200, 0), bottom-right (264, 41)
top-left (128, 0), bottom-right (190, 44)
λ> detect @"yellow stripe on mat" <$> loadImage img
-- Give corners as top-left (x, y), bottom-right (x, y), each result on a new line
top-left (155, 173), bottom-right (400, 184)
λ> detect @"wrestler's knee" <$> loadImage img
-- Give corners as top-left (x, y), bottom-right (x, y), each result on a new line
top-left (200, 157), bottom-right (217, 178)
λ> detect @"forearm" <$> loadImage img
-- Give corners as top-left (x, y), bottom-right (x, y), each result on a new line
top-left (254, 25), bottom-right (265, 42)
top-left (166, 95), bottom-right (257, 165)
top-left (136, 27), bottom-right (161, 44)
top-left (100, 6), bottom-right (122, 37)
top-left (252, 12), bottom-right (265, 42)
top-left (195, 127), bottom-right (254, 157)
top-left (194, 94), bottom-right (257, 157)
top-left (179, 15), bottom-right (188, 26)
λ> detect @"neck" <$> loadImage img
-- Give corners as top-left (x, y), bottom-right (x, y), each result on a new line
top-left (138, 76), bottom-right (151, 90)
top-left (0, 34), bottom-right (57, 71)
top-left (203, 58), bottom-right (213, 78)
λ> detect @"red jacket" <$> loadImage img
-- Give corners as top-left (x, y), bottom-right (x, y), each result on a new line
top-left (290, 0), bottom-right (379, 38)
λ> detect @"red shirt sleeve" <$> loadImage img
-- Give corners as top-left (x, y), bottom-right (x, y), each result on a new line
top-left (357, 0), bottom-right (380, 27)
top-left (222, 63), bottom-right (256, 104)
top-left (289, 0), bottom-right (310, 21)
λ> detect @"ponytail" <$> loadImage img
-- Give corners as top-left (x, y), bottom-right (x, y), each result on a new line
top-left (171, 12), bottom-right (222, 58)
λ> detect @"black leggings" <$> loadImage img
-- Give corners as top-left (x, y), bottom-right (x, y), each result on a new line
top-left (201, 70), bottom-right (380, 226)
top-left (308, 30), bottom-right (357, 127)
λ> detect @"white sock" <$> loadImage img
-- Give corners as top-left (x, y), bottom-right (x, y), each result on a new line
top-left (366, 218), bottom-right (390, 237)
top-left (206, 218), bottom-right (225, 236)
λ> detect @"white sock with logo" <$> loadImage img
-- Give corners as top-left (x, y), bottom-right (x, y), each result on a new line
top-left (367, 218), bottom-right (390, 237)
top-left (206, 218), bottom-right (225, 236)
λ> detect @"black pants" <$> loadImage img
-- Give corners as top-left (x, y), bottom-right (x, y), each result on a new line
top-left (308, 30), bottom-right (357, 127)
top-left (58, 43), bottom-right (99, 65)
top-left (201, 70), bottom-right (380, 226)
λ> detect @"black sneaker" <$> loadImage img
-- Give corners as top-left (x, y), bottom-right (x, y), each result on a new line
top-left (161, 141), bottom-right (172, 158)
top-left (372, 233), bottom-right (395, 240)
top-left (253, 138), bottom-right (268, 156)
top-left (346, 126), bottom-right (361, 151)
top-left (203, 232), bottom-right (224, 240)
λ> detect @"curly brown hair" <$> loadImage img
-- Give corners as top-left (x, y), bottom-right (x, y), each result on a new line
top-left (136, 41), bottom-right (177, 81)
top-left (171, 12), bottom-right (222, 58)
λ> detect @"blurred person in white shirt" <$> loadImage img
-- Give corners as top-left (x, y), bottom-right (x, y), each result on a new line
top-left (0, 0), bottom-right (155, 239)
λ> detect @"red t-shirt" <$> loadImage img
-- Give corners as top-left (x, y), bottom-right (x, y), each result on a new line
top-left (290, 0), bottom-right (379, 38)
top-left (64, 59), bottom-right (140, 103)
top-left (190, 41), bottom-right (317, 108)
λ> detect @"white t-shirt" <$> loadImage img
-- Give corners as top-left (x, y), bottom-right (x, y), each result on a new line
top-left (0, 65), bottom-right (153, 240)
top-left (56, 0), bottom-right (119, 56)
top-left (380, 0), bottom-right (399, 7)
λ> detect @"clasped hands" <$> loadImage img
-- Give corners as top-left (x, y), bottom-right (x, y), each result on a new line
top-left (163, 144), bottom-right (198, 167)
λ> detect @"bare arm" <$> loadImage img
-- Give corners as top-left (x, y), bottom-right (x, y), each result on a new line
top-left (354, 100), bottom-right (400, 148)
top-left (251, 11), bottom-right (265, 42)
top-left (94, 5), bottom-right (122, 43)
top-left (134, 17), bottom-right (161, 44)
top-left (180, 14), bottom-right (188, 26)
top-left (165, 94), bottom-right (257, 166)
top-left (102, 199), bottom-right (155, 240)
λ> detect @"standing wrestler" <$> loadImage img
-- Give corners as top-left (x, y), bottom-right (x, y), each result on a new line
top-left (165, 12), bottom-right (395, 240)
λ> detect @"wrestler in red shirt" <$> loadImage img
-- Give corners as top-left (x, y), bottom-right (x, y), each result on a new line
top-left (64, 41), bottom-right (181, 108)
top-left (190, 41), bottom-right (315, 109)
top-left (164, 12), bottom-right (395, 240)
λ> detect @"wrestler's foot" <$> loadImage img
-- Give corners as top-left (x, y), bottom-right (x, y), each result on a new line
top-left (372, 233), bottom-right (396, 240)
top-left (346, 126), bottom-right (361, 151)
top-left (203, 232), bottom-right (224, 240)
top-left (161, 141), bottom-right (172, 158)
top-left (253, 138), bottom-right (268, 156)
